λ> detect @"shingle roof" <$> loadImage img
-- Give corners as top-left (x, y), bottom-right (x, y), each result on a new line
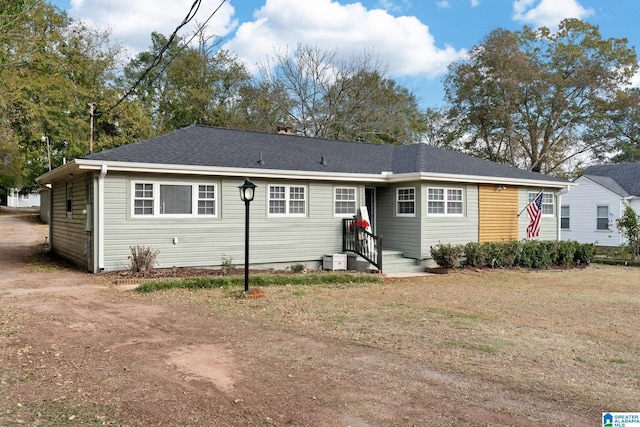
top-left (582, 175), bottom-right (630, 197)
top-left (84, 125), bottom-right (564, 183)
top-left (582, 163), bottom-right (640, 197)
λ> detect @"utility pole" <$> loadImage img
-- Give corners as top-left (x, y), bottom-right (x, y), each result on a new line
top-left (88, 102), bottom-right (95, 154)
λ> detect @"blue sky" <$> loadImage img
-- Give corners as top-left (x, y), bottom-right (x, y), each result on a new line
top-left (50, 0), bottom-right (640, 107)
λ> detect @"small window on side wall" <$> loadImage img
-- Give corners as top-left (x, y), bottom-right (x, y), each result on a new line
top-left (268, 184), bottom-right (306, 216)
top-left (334, 187), bottom-right (356, 216)
top-left (596, 205), bottom-right (609, 230)
top-left (397, 187), bottom-right (416, 216)
top-left (66, 181), bottom-right (73, 216)
top-left (528, 192), bottom-right (554, 215)
top-left (560, 205), bottom-right (570, 229)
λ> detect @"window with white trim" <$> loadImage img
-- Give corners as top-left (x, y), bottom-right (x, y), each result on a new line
top-left (427, 187), bottom-right (463, 215)
top-left (134, 183), bottom-right (154, 215)
top-left (334, 187), bottom-right (357, 216)
top-left (528, 192), bottom-right (554, 215)
top-left (198, 185), bottom-right (216, 215)
top-left (596, 205), bottom-right (609, 230)
top-left (560, 205), bottom-right (570, 229)
top-left (160, 184), bottom-right (192, 214)
top-left (268, 184), bottom-right (306, 216)
top-left (132, 181), bottom-right (218, 217)
top-left (397, 187), bottom-right (416, 216)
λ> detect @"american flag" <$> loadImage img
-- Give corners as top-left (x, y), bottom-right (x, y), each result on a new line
top-left (526, 191), bottom-right (544, 238)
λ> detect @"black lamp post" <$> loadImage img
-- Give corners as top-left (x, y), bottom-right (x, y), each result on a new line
top-left (238, 178), bottom-right (256, 292)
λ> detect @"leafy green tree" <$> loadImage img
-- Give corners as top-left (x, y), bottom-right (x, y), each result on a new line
top-left (1, 1), bottom-right (138, 189)
top-left (121, 29), bottom-right (251, 133)
top-left (617, 204), bottom-right (640, 258)
top-left (247, 43), bottom-right (424, 144)
top-left (443, 19), bottom-right (638, 175)
top-left (598, 88), bottom-right (640, 162)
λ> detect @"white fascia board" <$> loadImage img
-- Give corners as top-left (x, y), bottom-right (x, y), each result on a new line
top-left (385, 171), bottom-right (570, 189)
top-left (36, 161), bottom-right (82, 185)
top-left (73, 160), bottom-right (388, 182)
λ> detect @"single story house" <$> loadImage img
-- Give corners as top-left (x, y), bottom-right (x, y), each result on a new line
top-left (36, 125), bottom-right (569, 274)
top-left (561, 163), bottom-right (640, 247)
top-left (2, 187), bottom-right (41, 208)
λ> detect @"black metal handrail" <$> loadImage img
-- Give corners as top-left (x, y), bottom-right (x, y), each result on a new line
top-left (342, 218), bottom-right (383, 272)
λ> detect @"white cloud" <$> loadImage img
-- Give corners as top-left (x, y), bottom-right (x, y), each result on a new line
top-left (630, 66), bottom-right (640, 88)
top-left (223, 0), bottom-right (465, 79)
top-left (470, 0), bottom-right (480, 7)
top-left (68, 0), bottom-right (237, 57)
top-left (437, 1), bottom-right (451, 8)
top-left (512, 0), bottom-right (593, 29)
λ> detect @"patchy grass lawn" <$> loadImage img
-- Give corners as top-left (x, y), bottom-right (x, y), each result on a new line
top-left (1, 263), bottom-right (638, 426)
top-left (149, 265), bottom-right (640, 417)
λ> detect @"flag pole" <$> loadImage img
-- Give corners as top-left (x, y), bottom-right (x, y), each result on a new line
top-left (517, 189), bottom-right (544, 217)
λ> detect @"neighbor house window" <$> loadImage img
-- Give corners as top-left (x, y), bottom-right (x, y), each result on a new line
top-left (528, 192), bottom-right (554, 215)
top-left (427, 187), bottom-right (463, 215)
top-left (596, 205), bottom-right (609, 230)
top-left (560, 205), bottom-right (570, 229)
top-left (132, 181), bottom-right (218, 217)
top-left (397, 187), bottom-right (416, 216)
top-left (334, 187), bottom-right (357, 216)
top-left (268, 184), bottom-right (306, 216)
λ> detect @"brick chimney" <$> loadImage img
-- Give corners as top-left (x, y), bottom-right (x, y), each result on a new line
top-left (277, 126), bottom-right (294, 135)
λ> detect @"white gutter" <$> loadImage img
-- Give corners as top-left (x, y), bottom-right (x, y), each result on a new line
top-left (97, 165), bottom-right (107, 271)
top-left (69, 159), bottom-right (568, 189)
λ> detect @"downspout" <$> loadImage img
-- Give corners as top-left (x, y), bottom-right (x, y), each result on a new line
top-left (557, 192), bottom-right (562, 241)
top-left (97, 165), bottom-right (107, 271)
top-left (47, 184), bottom-right (52, 252)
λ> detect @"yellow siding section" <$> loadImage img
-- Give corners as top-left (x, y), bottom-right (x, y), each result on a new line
top-left (478, 184), bottom-right (518, 242)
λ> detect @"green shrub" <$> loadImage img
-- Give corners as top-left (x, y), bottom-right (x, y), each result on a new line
top-left (462, 242), bottom-right (486, 267)
top-left (574, 243), bottom-right (595, 265)
top-left (481, 241), bottom-right (519, 268)
top-left (290, 263), bottom-right (306, 273)
top-left (554, 241), bottom-right (577, 266)
top-left (430, 243), bottom-right (463, 269)
top-left (519, 240), bottom-right (553, 269)
top-left (432, 240), bottom-right (596, 270)
top-left (221, 255), bottom-right (236, 274)
top-left (617, 205), bottom-right (640, 258)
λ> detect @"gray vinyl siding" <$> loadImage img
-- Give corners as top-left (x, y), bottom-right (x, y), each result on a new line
top-left (560, 178), bottom-right (624, 246)
top-left (375, 185), bottom-right (422, 259)
top-left (101, 172), bottom-right (362, 271)
top-left (422, 183), bottom-right (479, 258)
top-left (50, 175), bottom-right (90, 269)
top-left (518, 188), bottom-right (558, 240)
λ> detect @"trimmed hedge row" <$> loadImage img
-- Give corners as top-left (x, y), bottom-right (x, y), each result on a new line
top-left (430, 240), bottom-right (595, 269)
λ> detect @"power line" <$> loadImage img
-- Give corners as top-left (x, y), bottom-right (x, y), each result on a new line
top-left (100, 0), bottom-right (208, 116)
top-left (112, 0), bottom-right (228, 115)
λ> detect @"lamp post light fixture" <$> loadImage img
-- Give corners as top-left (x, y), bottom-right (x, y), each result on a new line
top-left (238, 178), bottom-right (256, 292)
top-left (41, 135), bottom-right (51, 171)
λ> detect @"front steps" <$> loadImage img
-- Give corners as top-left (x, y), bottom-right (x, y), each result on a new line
top-left (348, 250), bottom-right (425, 275)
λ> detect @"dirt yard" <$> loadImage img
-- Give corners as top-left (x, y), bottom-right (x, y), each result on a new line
top-left (1, 209), bottom-right (638, 426)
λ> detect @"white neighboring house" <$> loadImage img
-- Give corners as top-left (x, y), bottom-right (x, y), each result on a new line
top-left (561, 163), bottom-right (640, 247)
top-left (6, 188), bottom-right (41, 208)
